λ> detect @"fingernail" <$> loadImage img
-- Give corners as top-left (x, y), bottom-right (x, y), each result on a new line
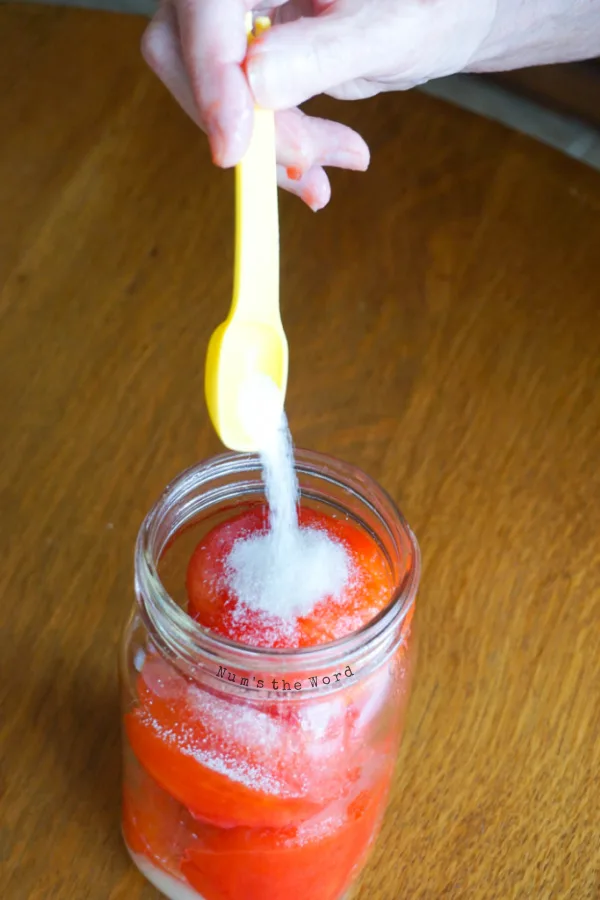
top-left (211, 126), bottom-right (241, 168)
top-left (209, 127), bottom-right (227, 167)
top-left (286, 166), bottom-right (304, 181)
top-left (302, 187), bottom-right (327, 212)
top-left (203, 98), bottom-right (224, 165)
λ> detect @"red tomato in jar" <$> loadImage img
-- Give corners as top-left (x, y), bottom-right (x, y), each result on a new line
top-left (124, 655), bottom-right (353, 830)
top-left (180, 771), bottom-right (392, 900)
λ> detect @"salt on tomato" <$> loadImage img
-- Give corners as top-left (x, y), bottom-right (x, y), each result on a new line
top-left (186, 505), bottom-right (396, 649)
top-left (125, 655), bottom-right (325, 829)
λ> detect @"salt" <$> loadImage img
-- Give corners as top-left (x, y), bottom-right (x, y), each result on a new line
top-left (227, 375), bottom-right (350, 621)
top-left (127, 850), bottom-right (205, 900)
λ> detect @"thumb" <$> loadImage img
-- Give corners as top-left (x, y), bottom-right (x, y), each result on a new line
top-left (246, 9), bottom-right (376, 109)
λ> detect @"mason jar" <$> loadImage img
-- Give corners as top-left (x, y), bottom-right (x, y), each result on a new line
top-left (120, 450), bottom-right (420, 900)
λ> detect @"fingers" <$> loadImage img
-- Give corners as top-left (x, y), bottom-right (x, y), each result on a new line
top-left (172, 0), bottom-right (254, 166)
top-left (246, 5), bottom-right (376, 109)
top-left (171, 0), bottom-right (302, 164)
top-left (275, 108), bottom-right (369, 177)
top-left (142, 7), bottom-right (370, 201)
top-left (143, 0), bottom-right (307, 166)
top-left (142, 3), bottom-right (204, 128)
top-left (277, 164), bottom-right (331, 211)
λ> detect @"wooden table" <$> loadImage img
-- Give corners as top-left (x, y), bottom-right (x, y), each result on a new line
top-left (1, 5), bottom-right (599, 898)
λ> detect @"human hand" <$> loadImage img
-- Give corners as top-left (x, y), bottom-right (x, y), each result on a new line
top-left (140, 0), bottom-right (496, 209)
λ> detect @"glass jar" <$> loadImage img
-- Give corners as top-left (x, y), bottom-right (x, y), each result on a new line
top-left (120, 450), bottom-right (420, 900)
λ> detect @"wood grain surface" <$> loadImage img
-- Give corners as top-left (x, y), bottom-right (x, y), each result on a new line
top-left (1, 5), bottom-right (599, 899)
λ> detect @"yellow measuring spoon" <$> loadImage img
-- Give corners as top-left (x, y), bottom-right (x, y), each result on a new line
top-left (205, 15), bottom-right (288, 452)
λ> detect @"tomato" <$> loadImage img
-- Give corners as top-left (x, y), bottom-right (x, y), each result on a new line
top-left (125, 655), bottom-right (331, 829)
top-left (186, 506), bottom-right (395, 649)
top-left (180, 773), bottom-right (391, 900)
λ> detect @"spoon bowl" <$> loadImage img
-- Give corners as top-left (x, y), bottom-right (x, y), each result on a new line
top-left (205, 318), bottom-right (288, 452)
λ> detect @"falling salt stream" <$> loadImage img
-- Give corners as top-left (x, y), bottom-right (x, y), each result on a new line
top-left (227, 374), bottom-right (350, 623)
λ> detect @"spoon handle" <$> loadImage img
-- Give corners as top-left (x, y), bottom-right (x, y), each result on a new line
top-left (231, 16), bottom-right (280, 325)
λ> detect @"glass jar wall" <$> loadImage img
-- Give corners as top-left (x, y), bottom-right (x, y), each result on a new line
top-left (120, 451), bottom-right (420, 900)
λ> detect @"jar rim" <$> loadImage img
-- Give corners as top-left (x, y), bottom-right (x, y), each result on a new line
top-left (135, 449), bottom-right (420, 674)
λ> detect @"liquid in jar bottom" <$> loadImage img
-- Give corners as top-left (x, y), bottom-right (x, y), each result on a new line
top-left (125, 843), bottom-right (206, 900)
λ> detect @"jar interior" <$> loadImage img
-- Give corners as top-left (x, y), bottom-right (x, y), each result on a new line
top-left (153, 453), bottom-right (411, 627)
